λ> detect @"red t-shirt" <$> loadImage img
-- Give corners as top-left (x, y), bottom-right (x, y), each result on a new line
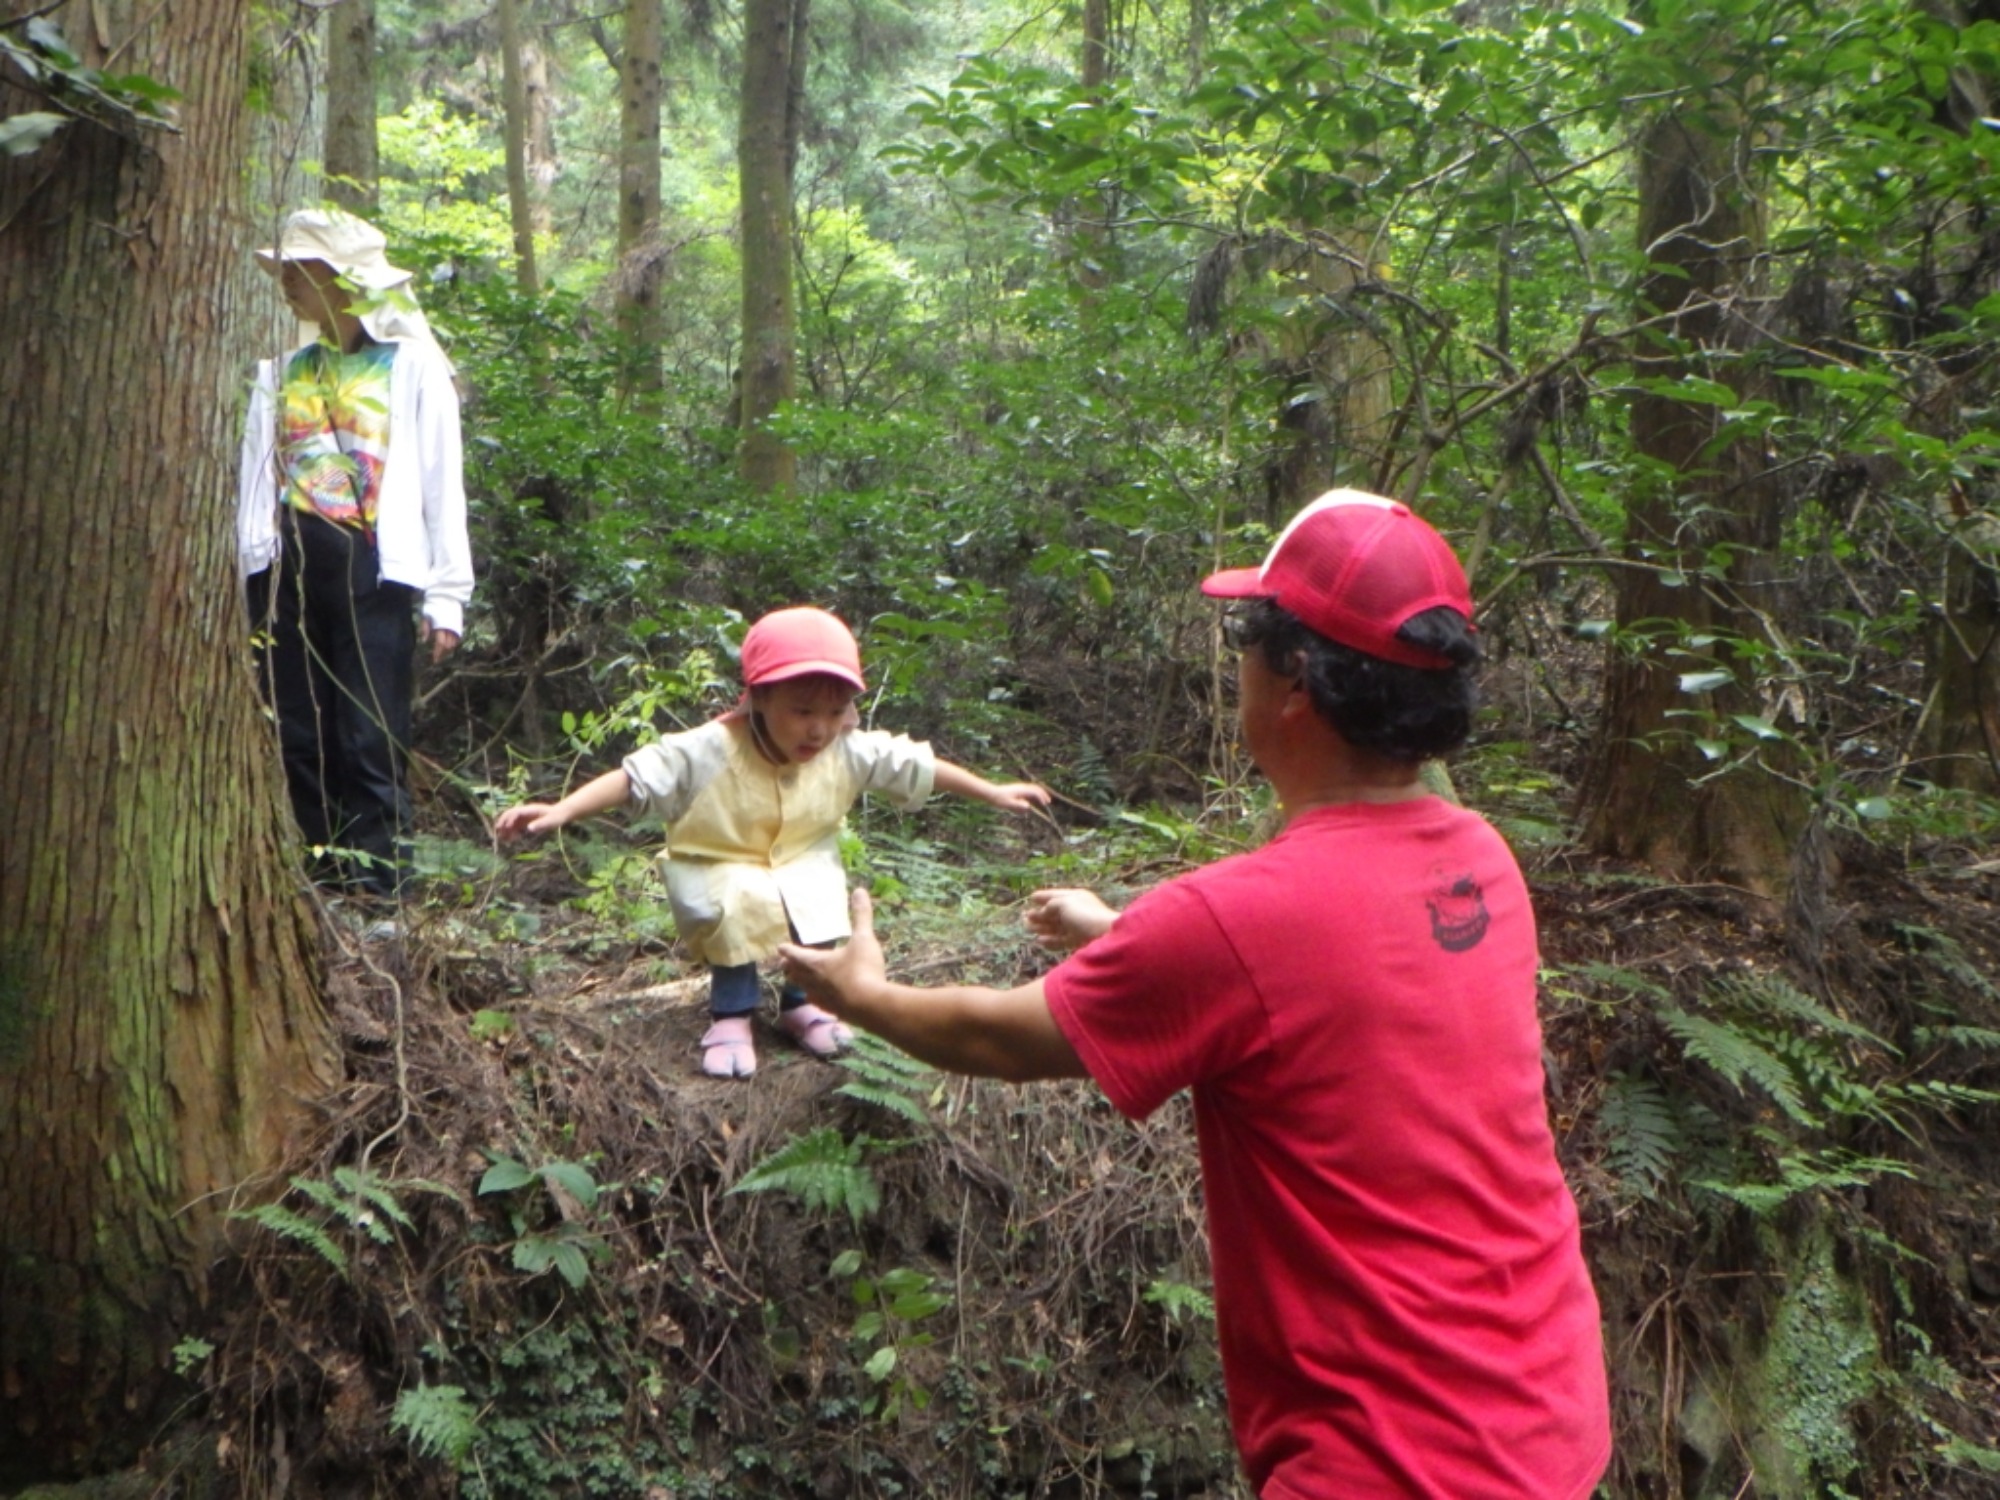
top-left (1044, 798), bottom-right (1610, 1499)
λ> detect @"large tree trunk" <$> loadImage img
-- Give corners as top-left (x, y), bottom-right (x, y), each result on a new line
top-left (1267, 229), bottom-right (1393, 511)
top-left (1577, 105), bottom-right (1807, 895)
top-left (499, 0), bottom-right (542, 294)
top-left (0, 1), bottom-right (336, 1479)
top-left (324, 0), bottom-right (379, 214)
top-left (617, 0), bottom-right (666, 404)
top-left (738, 0), bottom-right (809, 492)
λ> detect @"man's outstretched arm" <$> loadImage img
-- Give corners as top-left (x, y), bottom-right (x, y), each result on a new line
top-left (780, 889), bottom-right (1087, 1084)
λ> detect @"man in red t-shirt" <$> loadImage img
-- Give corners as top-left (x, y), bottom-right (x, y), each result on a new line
top-left (782, 490), bottom-right (1611, 1498)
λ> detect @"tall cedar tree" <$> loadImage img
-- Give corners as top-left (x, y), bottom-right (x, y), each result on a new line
top-left (1579, 99), bottom-right (1808, 893)
top-left (0, 0), bottom-right (335, 1478)
top-left (738, 0), bottom-right (809, 491)
top-left (325, 0), bottom-right (379, 213)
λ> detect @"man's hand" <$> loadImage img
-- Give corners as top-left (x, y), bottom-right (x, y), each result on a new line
top-left (1024, 887), bottom-right (1119, 953)
top-left (421, 621), bottom-right (462, 665)
top-left (780, 888), bottom-right (887, 1014)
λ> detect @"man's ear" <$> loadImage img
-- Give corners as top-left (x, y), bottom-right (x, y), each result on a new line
top-left (1277, 655), bottom-right (1314, 719)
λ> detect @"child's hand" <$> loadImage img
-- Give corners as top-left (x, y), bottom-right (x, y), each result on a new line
top-left (1024, 888), bottom-right (1119, 952)
top-left (495, 802), bottom-right (566, 841)
top-left (987, 782), bottom-right (1053, 814)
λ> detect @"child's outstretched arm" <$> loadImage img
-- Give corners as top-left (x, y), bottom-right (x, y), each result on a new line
top-left (932, 759), bottom-right (1052, 815)
top-left (495, 766), bottom-right (634, 841)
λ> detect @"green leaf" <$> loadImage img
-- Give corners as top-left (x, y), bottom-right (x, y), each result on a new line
top-left (549, 1241), bottom-right (591, 1288)
top-left (889, 1291), bottom-right (951, 1321)
top-left (1677, 670), bottom-right (1733, 693)
top-left (0, 113), bottom-right (66, 156)
top-left (468, 1008), bottom-right (514, 1042)
top-left (863, 1345), bottom-right (899, 1382)
top-left (830, 1248), bottom-right (864, 1278)
top-left (539, 1161), bottom-right (599, 1209)
top-left (478, 1158), bottom-right (536, 1195)
top-left (1730, 714), bottom-right (1783, 741)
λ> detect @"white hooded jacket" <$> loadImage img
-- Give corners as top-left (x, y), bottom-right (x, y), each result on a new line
top-left (236, 331), bottom-right (474, 636)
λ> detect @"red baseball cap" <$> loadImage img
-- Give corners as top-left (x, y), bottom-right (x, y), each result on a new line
top-left (740, 607), bottom-right (866, 692)
top-left (1201, 489), bottom-right (1475, 670)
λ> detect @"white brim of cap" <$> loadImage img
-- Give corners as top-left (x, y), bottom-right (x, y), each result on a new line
top-left (254, 247), bottom-right (414, 289)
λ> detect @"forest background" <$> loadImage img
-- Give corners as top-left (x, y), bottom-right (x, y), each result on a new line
top-left (3, 0), bottom-right (2000, 1496)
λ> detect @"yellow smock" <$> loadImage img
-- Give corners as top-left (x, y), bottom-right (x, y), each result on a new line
top-left (622, 716), bottom-right (935, 967)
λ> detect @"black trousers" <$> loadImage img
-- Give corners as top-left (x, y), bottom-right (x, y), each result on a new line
top-left (247, 509), bottom-right (418, 897)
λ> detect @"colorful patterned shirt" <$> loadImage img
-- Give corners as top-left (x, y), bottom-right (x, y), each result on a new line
top-left (278, 340), bottom-right (397, 528)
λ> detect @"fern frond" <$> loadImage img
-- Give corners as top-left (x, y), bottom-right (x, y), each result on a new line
top-left (333, 1167), bottom-right (418, 1230)
top-left (1709, 971), bottom-right (1886, 1046)
top-left (1573, 961), bottom-right (1672, 1005)
top-left (730, 1127), bottom-right (881, 1227)
top-left (235, 1203), bottom-right (348, 1273)
top-left (844, 1032), bottom-right (935, 1083)
top-left (1662, 1009), bottom-right (1817, 1125)
top-left (1893, 922), bottom-right (2000, 1000)
top-left (835, 1035), bottom-right (935, 1126)
top-left (835, 1080), bottom-right (931, 1127)
top-left (1599, 1073), bottom-right (1683, 1191)
top-left (390, 1382), bottom-right (480, 1463)
top-left (1912, 1024), bottom-right (2000, 1052)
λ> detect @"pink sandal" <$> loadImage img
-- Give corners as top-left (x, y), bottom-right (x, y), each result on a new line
top-left (778, 1003), bottom-right (853, 1060)
top-left (699, 1017), bottom-right (757, 1078)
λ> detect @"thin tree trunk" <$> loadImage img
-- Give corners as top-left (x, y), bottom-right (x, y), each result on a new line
top-left (738, 0), bottom-right (808, 492)
top-left (618, 0), bottom-right (666, 403)
top-left (499, 0), bottom-right (542, 294)
top-left (1578, 105), bottom-right (1806, 894)
top-left (1072, 0), bottom-right (1112, 290)
top-left (324, 0), bottom-right (378, 213)
top-left (0, 1), bottom-right (335, 1478)
top-left (523, 31), bottom-right (556, 240)
top-left (1918, 506), bottom-right (2000, 790)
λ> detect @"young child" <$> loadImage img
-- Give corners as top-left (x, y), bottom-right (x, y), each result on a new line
top-left (496, 606), bottom-right (1050, 1077)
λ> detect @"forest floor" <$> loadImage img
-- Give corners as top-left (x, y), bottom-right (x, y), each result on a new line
top-left (139, 775), bottom-right (2000, 1500)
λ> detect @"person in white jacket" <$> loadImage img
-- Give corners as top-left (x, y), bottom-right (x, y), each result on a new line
top-left (238, 209), bottom-right (474, 899)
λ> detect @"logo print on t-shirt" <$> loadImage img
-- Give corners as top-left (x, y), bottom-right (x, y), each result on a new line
top-left (1425, 870), bottom-right (1490, 952)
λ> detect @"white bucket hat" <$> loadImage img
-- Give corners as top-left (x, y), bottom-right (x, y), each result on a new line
top-left (254, 206), bottom-right (446, 356)
top-left (255, 208), bottom-right (414, 290)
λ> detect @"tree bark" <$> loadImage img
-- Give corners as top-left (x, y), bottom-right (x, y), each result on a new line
top-left (1266, 229), bottom-right (1393, 512)
top-left (1577, 105), bottom-right (1807, 894)
top-left (499, 0), bottom-right (542, 294)
top-left (324, 0), bottom-right (379, 213)
top-left (1917, 507), bottom-right (2000, 791)
top-left (0, 1), bottom-right (336, 1479)
top-left (1070, 0), bottom-right (1113, 290)
top-left (617, 0), bottom-right (666, 403)
top-left (738, 0), bottom-right (809, 492)
top-left (523, 28), bottom-right (557, 241)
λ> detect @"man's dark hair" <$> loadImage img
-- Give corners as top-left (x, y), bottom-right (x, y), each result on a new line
top-left (1232, 598), bottom-right (1480, 762)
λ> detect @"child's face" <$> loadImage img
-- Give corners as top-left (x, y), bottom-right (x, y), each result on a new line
top-left (751, 677), bottom-right (860, 764)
